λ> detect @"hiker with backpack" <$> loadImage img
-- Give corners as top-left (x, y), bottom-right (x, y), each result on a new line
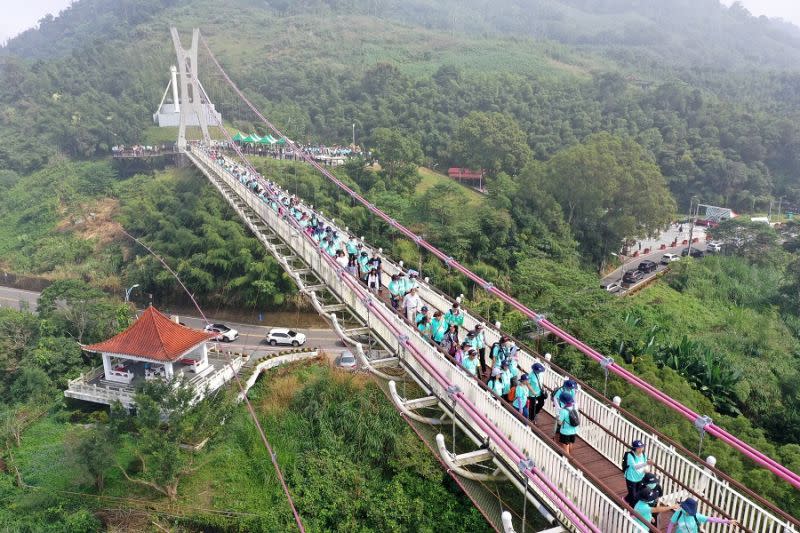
top-left (490, 336), bottom-right (511, 369)
top-left (624, 440), bottom-right (655, 505)
top-left (444, 302), bottom-right (465, 331)
top-left (553, 379), bottom-right (579, 436)
top-left (488, 367), bottom-right (506, 397)
top-left (633, 486), bottom-right (678, 531)
top-left (666, 498), bottom-right (739, 533)
top-left (529, 363), bottom-right (548, 422)
top-left (557, 392), bottom-right (580, 455)
top-left (430, 310), bottom-right (447, 345)
top-left (388, 274), bottom-right (403, 309)
top-left (468, 324), bottom-right (487, 378)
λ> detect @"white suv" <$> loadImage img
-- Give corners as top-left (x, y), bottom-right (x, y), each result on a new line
top-left (266, 328), bottom-right (306, 347)
top-left (204, 323), bottom-right (239, 342)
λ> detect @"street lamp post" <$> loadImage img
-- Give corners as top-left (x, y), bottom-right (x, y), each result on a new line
top-left (124, 284), bottom-right (140, 303)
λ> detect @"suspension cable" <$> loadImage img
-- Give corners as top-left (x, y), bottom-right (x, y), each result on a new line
top-left (197, 32), bottom-right (800, 491)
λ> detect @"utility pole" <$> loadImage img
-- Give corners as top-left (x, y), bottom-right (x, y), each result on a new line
top-left (778, 196), bottom-right (784, 222)
top-left (352, 123), bottom-right (356, 148)
top-left (768, 198), bottom-right (773, 222)
top-left (686, 198), bottom-right (699, 257)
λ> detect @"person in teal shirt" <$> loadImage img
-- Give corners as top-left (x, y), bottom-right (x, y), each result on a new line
top-left (388, 274), bottom-right (404, 309)
top-left (557, 393), bottom-right (579, 456)
top-left (357, 251), bottom-right (371, 280)
top-left (415, 305), bottom-right (429, 326)
top-left (488, 367), bottom-right (505, 397)
top-left (417, 315), bottom-right (432, 341)
top-left (462, 349), bottom-right (478, 377)
top-left (499, 360), bottom-right (513, 395)
top-left (430, 311), bottom-right (447, 344)
top-left (632, 489), bottom-right (677, 531)
top-left (346, 236), bottom-right (359, 262)
top-left (444, 302), bottom-right (465, 330)
top-left (513, 374), bottom-right (532, 417)
top-left (666, 498), bottom-right (738, 533)
top-left (403, 271), bottom-right (419, 294)
top-left (625, 440), bottom-right (654, 505)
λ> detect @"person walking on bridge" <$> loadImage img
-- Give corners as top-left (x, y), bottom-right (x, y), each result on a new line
top-left (633, 487), bottom-right (678, 531)
top-left (529, 363), bottom-right (547, 422)
top-left (403, 288), bottom-right (420, 324)
top-left (553, 379), bottom-right (578, 436)
top-left (388, 274), bottom-right (403, 309)
top-left (666, 498), bottom-right (739, 533)
top-left (557, 392), bottom-right (579, 456)
top-left (444, 302), bottom-right (465, 331)
top-left (624, 439), bottom-right (655, 505)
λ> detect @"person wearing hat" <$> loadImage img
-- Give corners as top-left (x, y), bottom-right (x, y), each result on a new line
top-left (388, 274), bottom-right (403, 309)
top-left (403, 287), bottom-right (420, 323)
top-left (415, 305), bottom-right (430, 326)
top-left (553, 379), bottom-right (578, 436)
top-left (625, 439), bottom-right (655, 506)
top-left (667, 498), bottom-right (739, 533)
top-left (557, 392), bottom-right (579, 455)
top-left (529, 363), bottom-right (547, 422)
top-left (462, 349), bottom-right (479, 377)
top-left (513, 373), bottom-right (532, 417)
top-left (633, 487), bottom-right (678, 531)
top-left (488, 367), bottom-right (506, 397)
top-left (403, 270), bottom-right (419, 294)
top-left (444, 302), bottom-right (465, 331)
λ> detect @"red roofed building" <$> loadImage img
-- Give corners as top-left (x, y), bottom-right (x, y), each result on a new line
top-left (82, 306), bottom-right (215, 383)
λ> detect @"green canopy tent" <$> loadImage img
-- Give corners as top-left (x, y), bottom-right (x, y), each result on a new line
top-left (275, 137), bottom-right (287, 146)
top-left (231, 131), bottom-right (246, 142)
top-left (258, 135), bottom-right (276, 145)
top-left (242, 133), bottom-right (261, 143)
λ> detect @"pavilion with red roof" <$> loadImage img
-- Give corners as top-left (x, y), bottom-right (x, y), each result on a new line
top-left (82, 306), bottom-right (216, 383)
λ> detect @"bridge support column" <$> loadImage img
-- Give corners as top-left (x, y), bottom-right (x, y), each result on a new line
top-left (170, 27), bottom-right (211, 149)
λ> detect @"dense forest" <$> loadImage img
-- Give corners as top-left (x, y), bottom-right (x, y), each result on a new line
top-left (2, 0), bottom-right (800, 529)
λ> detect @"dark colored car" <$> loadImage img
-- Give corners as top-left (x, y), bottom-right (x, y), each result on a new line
top-left (681, 248), bottom-right (705, 258)
top-left (637, 260), bottom-right (658, 273)
top-left (622, 270), bottom-right (644, 285)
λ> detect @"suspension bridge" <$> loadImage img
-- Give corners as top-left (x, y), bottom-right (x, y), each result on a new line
top-left (139, 28), bottom-right (800, 532)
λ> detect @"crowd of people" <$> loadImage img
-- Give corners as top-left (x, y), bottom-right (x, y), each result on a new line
top-left (111, 144), bottom-right (175, 156)
top-left (200, 146), bottom-right (741, 533)
top-left (214, 139), bottom-right (365, 167)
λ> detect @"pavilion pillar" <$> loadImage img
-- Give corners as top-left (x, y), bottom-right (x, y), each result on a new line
top-left (200, 343), bottom-right (208, 367)
top-left (102, 353), bottom-right (112, 380)
top-left (164, 361), bottom-right (174, 380)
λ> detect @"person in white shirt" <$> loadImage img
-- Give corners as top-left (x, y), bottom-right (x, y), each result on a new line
top-left (403, 288), bottom-right (420, 323)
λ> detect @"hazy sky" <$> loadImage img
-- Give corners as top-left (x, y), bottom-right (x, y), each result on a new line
top-left (0, 0), bottom-right (74, 45)
top-left (2, 0), bottom-right (800, 45)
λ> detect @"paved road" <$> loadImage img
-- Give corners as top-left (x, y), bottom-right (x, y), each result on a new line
top-left (0, 285), bottom-right (344, 354)
top-left (601, 242), bottom-right (710, 295)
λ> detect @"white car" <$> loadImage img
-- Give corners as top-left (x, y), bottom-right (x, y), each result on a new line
top-left (707, 242), bottom-right (723, 253)
top-left (204, 323), bottom-right (239, 342)
top-left (660, 253), bottom-right (680, 264)
top-left (602, 281), bottom-right (622, 293)
top-left (337, 350), bottom-right (357, 369)
top-left (266, 328), bottom-right (306, 347)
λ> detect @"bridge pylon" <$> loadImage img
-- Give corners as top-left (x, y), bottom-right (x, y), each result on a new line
top-left (169, 28), bottom-right (213, 149)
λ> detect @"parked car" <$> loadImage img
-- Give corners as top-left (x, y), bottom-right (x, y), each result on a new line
top-left (622, 269), bottom-right (644, 285)
top-left (204, 323), bottom-right (239, 342)
top-left (266, 328), bottom-right (306, 347)
top-left (637, 260), bottom-right (658, 273)
top-left (337, 350), bottom-right (357, 369)
top-left (681, 248), bottom-right (705, 258)
top-left (707, 242), bottom-right (722, 253)
top-left (601, 281), bottom-right (622, 293)
top-left (660, 253), bottom-right (680, 264)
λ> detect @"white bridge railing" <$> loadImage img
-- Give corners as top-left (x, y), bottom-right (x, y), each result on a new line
top-left (190, 147), bottom-right (798, 533)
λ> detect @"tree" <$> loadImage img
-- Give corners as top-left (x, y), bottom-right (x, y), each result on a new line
top-left (65, 424), bottom-right (118, 492)
top-left (450, 111), bottom-right (532, 176)
top-left (369, 127), bottom-right (423, 186)
top-left (37, 279), bottom-right (124, 343)
top-left (708, 219), bottom-right (779, 263)
top-left (116, 378), bottom-right (232, 500)
top-left (539, 133), bottom-right (676, 264)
